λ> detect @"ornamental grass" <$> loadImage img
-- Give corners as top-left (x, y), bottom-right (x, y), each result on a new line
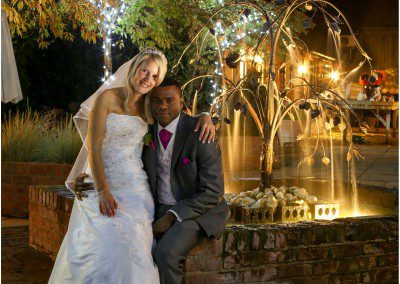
top-left (2, 109), bottom-right (81, 164)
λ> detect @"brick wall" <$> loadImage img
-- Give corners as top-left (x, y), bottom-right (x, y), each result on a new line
top-left (29, 186), bottom-right (398, 283)
top-left (29, 186), bottom-right (74, 256)
top-left (2, 162), bottom-right (72, 217)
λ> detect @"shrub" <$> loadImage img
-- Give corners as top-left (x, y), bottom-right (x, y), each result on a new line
top-left (2, 110), bottom-right (81, 164)
top-left (1, 109), bottom-right (47, 162)
top-left (44, 116), bottom-right (82, 164)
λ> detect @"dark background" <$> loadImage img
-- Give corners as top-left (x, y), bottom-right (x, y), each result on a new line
top-left (3, 0), bottom-right (398, 114)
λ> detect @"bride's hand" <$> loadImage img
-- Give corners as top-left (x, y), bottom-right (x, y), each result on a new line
top-left (98, 190), bottom-right (118, 217)
top-left (195, 113), bottom-right (216, 143)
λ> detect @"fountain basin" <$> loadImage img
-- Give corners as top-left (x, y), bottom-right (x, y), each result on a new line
top-left (226, 177), bottom-right (398, 218)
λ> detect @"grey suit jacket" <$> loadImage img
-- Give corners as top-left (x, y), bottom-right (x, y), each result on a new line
top-left (142, 111), bottom-right (229, 239)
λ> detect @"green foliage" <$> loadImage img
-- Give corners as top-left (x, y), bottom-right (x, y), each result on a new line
top-left (1, 110), bottom-right (82, 163)
top-left (3, 0), bottom-right (104, 48)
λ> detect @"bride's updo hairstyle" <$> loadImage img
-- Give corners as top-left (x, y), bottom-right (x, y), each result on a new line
top-left (123, 48), bottom-right (168, 124)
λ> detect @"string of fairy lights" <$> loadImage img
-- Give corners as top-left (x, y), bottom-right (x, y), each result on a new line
top-left (208, 9), bottom-right (274, 99)
top-left (88, 0), bottom-right (127, 83)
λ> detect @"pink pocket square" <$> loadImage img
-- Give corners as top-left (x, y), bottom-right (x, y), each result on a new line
top-left (182, 157), bottom-right (191, 165)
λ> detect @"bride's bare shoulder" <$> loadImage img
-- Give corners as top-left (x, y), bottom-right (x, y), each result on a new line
top-left (95, 89), bottom-right (123, 108)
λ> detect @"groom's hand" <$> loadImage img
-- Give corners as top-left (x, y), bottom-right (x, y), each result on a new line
top-left (73, 173), bottom-right (94, 200)
top-left (152, 212), bottom-right (176, 238)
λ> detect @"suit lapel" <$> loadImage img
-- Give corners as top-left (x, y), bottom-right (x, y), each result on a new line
top-left (171, 112), bottom-right (189, 169)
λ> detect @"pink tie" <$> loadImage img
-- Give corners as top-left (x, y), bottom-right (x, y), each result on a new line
top-left (159, 129), bottom-right (172, 149)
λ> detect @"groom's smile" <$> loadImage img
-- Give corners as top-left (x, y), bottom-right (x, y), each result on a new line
top-left (150, 84), bottom-right (183, 127)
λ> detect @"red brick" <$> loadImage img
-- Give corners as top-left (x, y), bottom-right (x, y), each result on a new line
top-left (62, 165), bottom-right (73, 177)
top-left (12, 175), bottom-right (33, 185)
top-left (33, 176), bottom-right (62, 186)
top-left (31, 163), bottom-right (44, 175)
top-left (182, 273), bottom-right (203, 284)
top-left (223, 255), bottom-right (244, 270)
top-left (294, 245), bottom-right (330, 261)
top-left (331, 272), bottom-right (361, 283)
top-left (17, 163), bottom-right (25, 175)
top-left (314, 256), bottom-right (377, 275)
top-left (2, 162), bottom-right (9, 175)
top-left (45, 164), bottom-right (55, 176)
top-left (54, 165), bottom-right (63, 177)
top-left (243, 266), bottom-right (277, 282)
top-left (278, 275), bottom-right (331, 284)
top-left (2, 174), bottom-right (12, 183)
top-left (362, 267), bottom-right (399, 282)
top-left (184, 255), bottom-right (222, 272)
top-left (277, 263), bottom-right (313, 278)
top-left (331, 243), bottom-right (364, 258)
top-left (377, 254), bottom-right (398, 267)
top-left (275, 231), bottom-right (286, 248)
top-left (204, 271), bottom-right (244, 283)
top-left (24, 163), bottom-right (32, 175)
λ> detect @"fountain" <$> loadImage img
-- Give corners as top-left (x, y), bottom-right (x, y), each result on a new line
top-left (172, 0), bottom-right (392, 223)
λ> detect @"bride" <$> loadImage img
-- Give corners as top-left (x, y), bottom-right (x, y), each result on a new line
top-left (49, 48), bottom-right (214, 283)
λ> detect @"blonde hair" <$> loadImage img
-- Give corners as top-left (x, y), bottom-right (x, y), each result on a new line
top-left (123, 48), bottom-right (168, 124)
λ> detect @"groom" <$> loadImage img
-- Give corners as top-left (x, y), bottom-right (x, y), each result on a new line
top-left (144, 77), bottom-right (228, 284)
top-left (74, 77), bottom-right (229, 284)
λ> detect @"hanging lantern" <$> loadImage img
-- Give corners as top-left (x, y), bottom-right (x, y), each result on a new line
top-left (234, 102), bottom-right (243, 111)
top-left (303, 18), bottom-right (311, 29)
top-left (225, 52), bottom-right (241, 68)
top-left (224, 118), bottom-right (231, 125)
top-left (263, 20), bottom-right (271, 31)
top-left (330, 22), bottom-right (341, 34)
top-left (333, 116), bottom-right (341, 126)
top-left (243, 8), bottom-right (251, 18)
top-left (311, 108), bottom-right (320, 119)
top-left (299, 101), bottom-right (311, 110)
top-left (240, 104), bottom-right (248, 116)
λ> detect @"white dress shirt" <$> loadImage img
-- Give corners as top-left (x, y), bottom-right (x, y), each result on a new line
top-left (156, 114), bottom-right (182, 221)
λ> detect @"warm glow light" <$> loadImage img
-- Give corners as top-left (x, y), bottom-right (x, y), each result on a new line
top-left (254, 54), bottom-right (263, 64)
top-left (297, 64), bottom-right (307, 75)
top-left (329, 71), bottom-right (340, 81)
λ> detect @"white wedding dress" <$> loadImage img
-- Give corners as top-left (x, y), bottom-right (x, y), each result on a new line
top-left (49, 113), bottom-right (159, 284)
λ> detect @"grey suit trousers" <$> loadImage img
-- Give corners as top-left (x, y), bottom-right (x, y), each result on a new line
top-left (154, 204), bottom-right (204, 284)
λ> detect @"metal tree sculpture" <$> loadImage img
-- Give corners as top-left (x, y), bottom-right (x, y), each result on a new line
top-left (173, 0), bottom-right (372, 195)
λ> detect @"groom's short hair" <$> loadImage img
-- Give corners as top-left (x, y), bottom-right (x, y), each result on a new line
top-left (157, 77), bottom-right (183, 98)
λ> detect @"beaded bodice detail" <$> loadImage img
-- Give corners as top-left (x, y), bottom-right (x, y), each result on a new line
top-left (101, 113), bottom-right (149, 191)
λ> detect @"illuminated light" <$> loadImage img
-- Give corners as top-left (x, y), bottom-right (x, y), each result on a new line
top-left (106, 38), bottom-right (111, 43)
top-left (254, 55), bottom-right (263, 64)
top-left (101, 77), bottom-right (106, 82)
top-left (297, 64), bottom-right (308, 75)
top-left (110, 75), bottom-right (116, 81)
top-left (304, 3), bottom-right (313, 10)
top-left (329, 71), bottom-right (340, 81)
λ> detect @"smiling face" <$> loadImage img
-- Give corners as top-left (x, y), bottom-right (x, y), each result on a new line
top-left (130, 57), bottom-right (159, 95)
top-left (150, 86), bottom-right (183, 127)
